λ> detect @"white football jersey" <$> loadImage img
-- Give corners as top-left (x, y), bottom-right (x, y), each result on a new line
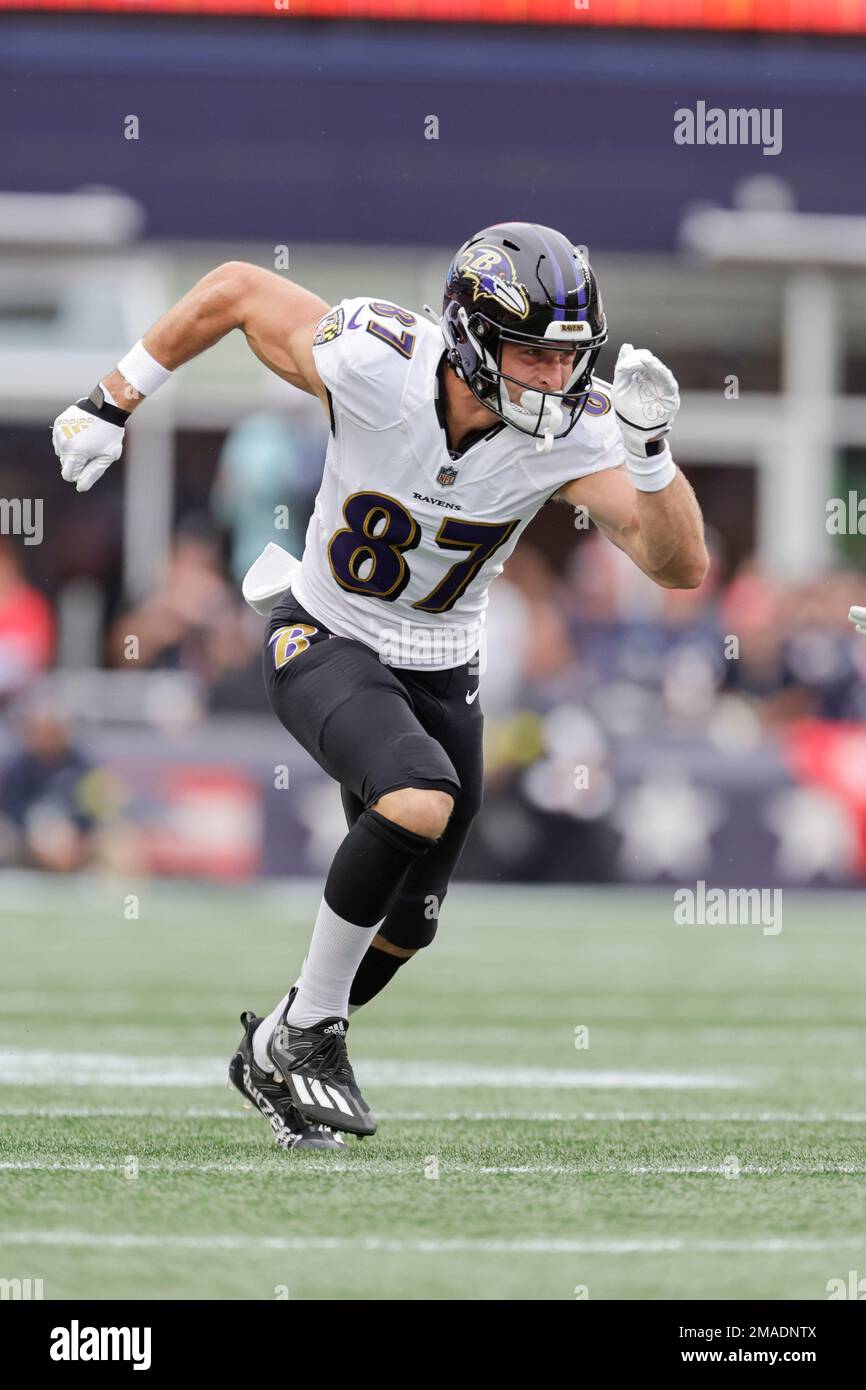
top-left (291, 296), bottom-right (626, 670)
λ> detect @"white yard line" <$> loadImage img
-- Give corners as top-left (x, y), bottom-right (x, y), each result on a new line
top-left (2, 1158), bottom-right (865, 1176)
top-left (0, 1050), bottom-right (754, 1090)
top-left (0, 1229), bottom-right (862, 1255)
top-left (2, 1106), bottom-right (865, 1122)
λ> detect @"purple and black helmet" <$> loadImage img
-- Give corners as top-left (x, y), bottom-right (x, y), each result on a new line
top-left (441, 221), bottom-right (608, 447)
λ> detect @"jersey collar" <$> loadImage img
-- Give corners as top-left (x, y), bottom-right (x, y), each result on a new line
top-left (434, 353), bottom-right (505, 460)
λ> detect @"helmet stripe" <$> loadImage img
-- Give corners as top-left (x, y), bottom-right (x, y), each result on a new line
top-left (534, 226), bottom-right (566, 321)
top-left (575, 253), bottom-right (589, 323)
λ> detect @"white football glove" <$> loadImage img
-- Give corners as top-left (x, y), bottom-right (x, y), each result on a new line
top-left (52, 393), bottom-right (127, 493)
top-left (848, 606), bottom-right (866, 636)
top-left (612, 343), bottom-right (680, 458)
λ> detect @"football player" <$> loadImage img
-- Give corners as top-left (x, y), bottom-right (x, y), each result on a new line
top-left (52, 222), bottom-right (709, 1148)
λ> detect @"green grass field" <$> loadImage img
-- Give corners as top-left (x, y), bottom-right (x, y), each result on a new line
top-left (2, 873), bottom-right (865, 1301)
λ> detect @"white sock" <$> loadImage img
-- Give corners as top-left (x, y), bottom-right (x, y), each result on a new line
top-left (252, 984), bottom-right (297, 1072)
top-left (252, 899), bottom-right (380, 1066)
top-left (287, 896), bottom-right (382, 1028)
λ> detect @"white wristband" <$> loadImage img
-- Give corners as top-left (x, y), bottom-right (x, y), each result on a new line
top-left (624, 441), bottom-right (677, 493)
top-left (116, 339), bottom-right (173, 398)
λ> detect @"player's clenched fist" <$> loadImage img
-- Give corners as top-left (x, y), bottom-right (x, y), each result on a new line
top-left (52, 389), bottom-right (128, 492)
top-left (612, 342), bottom-right (680, 458)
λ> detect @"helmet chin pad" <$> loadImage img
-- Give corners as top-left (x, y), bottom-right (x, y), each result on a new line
top-left (500, 388), bottom-right (564, 438)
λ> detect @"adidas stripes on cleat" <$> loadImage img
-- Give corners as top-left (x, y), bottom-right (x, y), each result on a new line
top-left (229, 1010), bottom-right (347, 1151)
top-left (269, 1008), bottom-right (377, 1138)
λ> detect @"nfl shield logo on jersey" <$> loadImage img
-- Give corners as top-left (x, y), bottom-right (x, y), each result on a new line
top-left (437, 463), bottom-right (458, 487)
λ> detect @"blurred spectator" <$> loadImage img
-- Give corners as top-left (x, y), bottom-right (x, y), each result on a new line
top-left (106, 517), bottom-right (258, 688)
top-left (720, 564), bottom-right (796, 712)
top-left (719, 562), bottom-right (866, 725)
top-left (500, 543), bottom-right (575, 685)
top-left (561, 528), bottom-right (667, 625)
top-left (0, 537), bottom-right (54, 701)
top-left (0, 699), bottom-right (96, 871)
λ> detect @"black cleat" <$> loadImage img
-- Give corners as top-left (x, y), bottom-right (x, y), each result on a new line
top-left (229, 1010), bottom-right (347, 1151)
top-left (269, 1001), bottom-right (377, 1138)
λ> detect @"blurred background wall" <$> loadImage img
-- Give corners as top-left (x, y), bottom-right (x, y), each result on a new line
top-left (2, 1), bottom-right (866, 886)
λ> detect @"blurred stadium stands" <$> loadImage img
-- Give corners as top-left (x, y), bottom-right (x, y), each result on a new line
top-left (2, 7), bottom-right (866, 887)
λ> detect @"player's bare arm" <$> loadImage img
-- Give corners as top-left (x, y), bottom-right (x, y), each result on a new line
top-left (555, 339), bottom-right (707, 589)
top-left (557, 463), bottom-right (709, 590)
top-left (52, 261), bottom-right (330, 491)
top-left (107, 262), bottom-right (329, 408)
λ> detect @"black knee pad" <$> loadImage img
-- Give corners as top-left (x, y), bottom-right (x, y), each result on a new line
top-left (324, 806), bottom-right (437, 927)
top-left (452, 779), bottom-right (483, 824)
top-left (378, 886), bottom-right (449, 952)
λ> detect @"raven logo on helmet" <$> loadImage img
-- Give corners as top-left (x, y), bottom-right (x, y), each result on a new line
top-left (453, 246), bottom-right (530, 320)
